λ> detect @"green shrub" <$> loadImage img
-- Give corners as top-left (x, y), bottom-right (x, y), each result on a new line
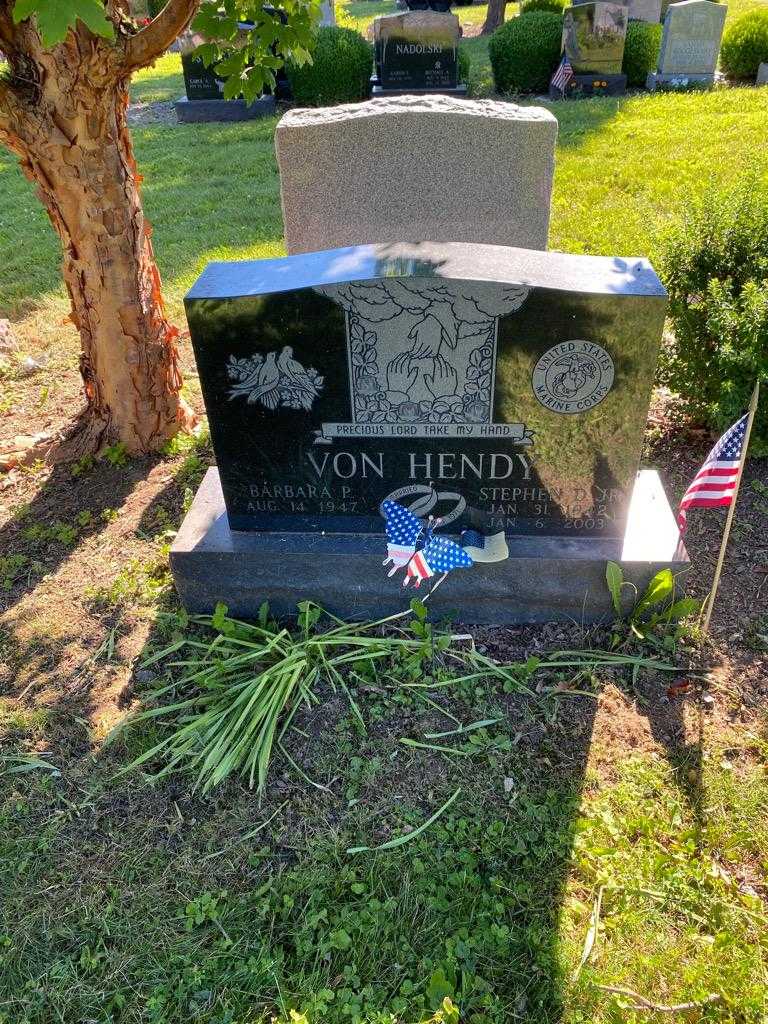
top-left (658, 177), bottom-right (768, 454)
top-left (520, 0), bottom-right (565, 14)
top-left (489, 11), bottom-right (563, 94)
top-left (287, 26), bottom-right (372, 106)
top-left (458, 46), bottom-right (471, 82)
top-left (622, 20), bottom-right (662, 87)
top-left (720, 9), bottom-right (768, 80)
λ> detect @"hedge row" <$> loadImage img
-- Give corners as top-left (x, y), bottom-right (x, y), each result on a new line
top-left (287, 26), bottom-right (373, 106)
top-left (720, 8), bottom-right (768, 79)
top-left (659, 177), bottom-right (768, 454)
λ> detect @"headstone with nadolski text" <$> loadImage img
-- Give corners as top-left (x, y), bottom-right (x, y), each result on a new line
top-left (371, 11), bottom-right (466, 96)
top-left (171, 241), bottom-right (688, 624)
top-left (647, 0), bottom-right (726, 90)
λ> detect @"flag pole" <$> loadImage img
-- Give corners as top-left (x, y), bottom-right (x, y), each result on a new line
top-left (702, 380), bottom-right (761, 633)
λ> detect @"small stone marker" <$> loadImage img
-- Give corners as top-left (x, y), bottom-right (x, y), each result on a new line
top-left (757, 62), bottom-right (768, 85)
top-left (646, 0), bottom-right (726, 90)
top-left (558, 2), bottom-right (629, 96)
top-left (371, 11), bottom-right (466, 96)
top-left (275, 96), bottom-right (558, 254)
top-left (172, 241), bottom-right (687, 623)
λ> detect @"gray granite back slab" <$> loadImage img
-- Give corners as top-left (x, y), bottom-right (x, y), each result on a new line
top-left (275, 96), bottom-right (558, 255)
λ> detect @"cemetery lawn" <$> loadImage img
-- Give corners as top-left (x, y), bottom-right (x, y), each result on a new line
top-left (2, 35), bottom-right (768, 1024)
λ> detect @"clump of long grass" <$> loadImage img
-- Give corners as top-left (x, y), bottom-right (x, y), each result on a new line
top-left (112, 601), bottom-right (684, 795)
top-left (113, 601), bottom-right (444, 793)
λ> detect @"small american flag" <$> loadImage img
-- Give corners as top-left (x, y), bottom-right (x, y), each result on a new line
top-left (678, 414), bottom-right (749, 533)
top-left (551, 54), bottom-right (574, 94)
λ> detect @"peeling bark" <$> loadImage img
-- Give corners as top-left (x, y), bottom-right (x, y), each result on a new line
top-left (0, 5), bottom-right (198, 455)
top-left (123, 0), bottom-right (200, 72)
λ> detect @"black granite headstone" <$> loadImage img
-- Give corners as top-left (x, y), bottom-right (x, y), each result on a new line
top-left (175, 242), bottom-right (687, 622)
top-left (373, 11), bottom-right (463, 94)
top-left (175, 19), bottom-right (285, 121)
top-left (185, 243), bottom-right (665, 540)
top-left (181, 51), bottom-right (226, 101)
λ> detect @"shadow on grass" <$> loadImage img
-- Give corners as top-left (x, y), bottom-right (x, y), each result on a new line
top-left (0, 458), bottom-right (163, 618)
top-left (642, 683), bottom-right (706, 837)
top-left (72, 594), bottom-right (602, 1023)
top-left (2, 538), bottom-right (602, 1024)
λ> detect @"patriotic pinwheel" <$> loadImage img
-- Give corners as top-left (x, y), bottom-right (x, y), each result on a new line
top-left (382, 500), bottom-right (423, 577)
top-left (403, 536), bottom-right (473, 588)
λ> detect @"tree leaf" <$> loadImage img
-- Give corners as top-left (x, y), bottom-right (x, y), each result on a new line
top-left (187, 0), bottom-right (321, 101)
top-left (13, 0), bottom-right (113, 46)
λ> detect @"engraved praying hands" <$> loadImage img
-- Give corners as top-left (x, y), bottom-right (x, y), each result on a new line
top-left (425, 355), bottom-right (458, 400)
top-left (386, 352), bottom-right (419, 401)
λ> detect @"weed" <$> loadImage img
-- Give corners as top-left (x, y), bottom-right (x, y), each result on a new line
top-left (104, 442), bottom-right (128, 467)
top-left (70, 453), bottom-right (94, 477)
top-left (605, 562), bottom-right (700, 651)
top-left (21, 519), bottom-right (78, 546)
top-left (0, 553), bottom-right (28, 591)
top-left (87, 550), bottom-right (173, 608)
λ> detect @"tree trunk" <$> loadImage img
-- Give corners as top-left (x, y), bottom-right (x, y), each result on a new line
top-left (0, 25), bottom-right (194, 457)
top-left (481, 0), bottom-right (508, 35)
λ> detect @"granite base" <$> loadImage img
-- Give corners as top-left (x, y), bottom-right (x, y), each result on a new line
top-left (174, 94), bottom-right (276, 123)
top-left (646, 72), bottom-right (715, 91)
top-left (170, 469), bottom-right (689, 625)
top-left (550, 73), bottom-right (627, 99)
top-left (371, 84), bottom-right (468, 98)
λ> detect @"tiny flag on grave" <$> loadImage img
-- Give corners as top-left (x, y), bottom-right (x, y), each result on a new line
top-left (676, 382), bottom-right (760, 633)
top-left (550, 54), bottom-right (574, 95)
top-left (677, 414), bottom-right (749, 533)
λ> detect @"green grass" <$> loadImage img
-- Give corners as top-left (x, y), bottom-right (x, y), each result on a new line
top-left (3, 62), bottom-right (767, 324)
top-left (2, 655), bottom-right (767, 1024)
top-left (2, 23), bottom-right (768, 1020)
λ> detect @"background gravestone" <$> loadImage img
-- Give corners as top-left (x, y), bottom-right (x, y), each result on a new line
top-left (275, 96), bottom-right (558, 254)
top-left (171, 241), bottom-right (687, 623)
top-left (372, 11), bottom-right (466, 96)
top-left (758, 62), bottom-right (768, 85)
top-left (574, 0), bottom-right (661, 21)
top-left (558, 2), bottom-right (629, 95)
top-left (647, 0), bottom-right (727, 89)
top-left (175, 23), bottom-right (277, 122)
top-left (626, 0), bottom-right (662, 21)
